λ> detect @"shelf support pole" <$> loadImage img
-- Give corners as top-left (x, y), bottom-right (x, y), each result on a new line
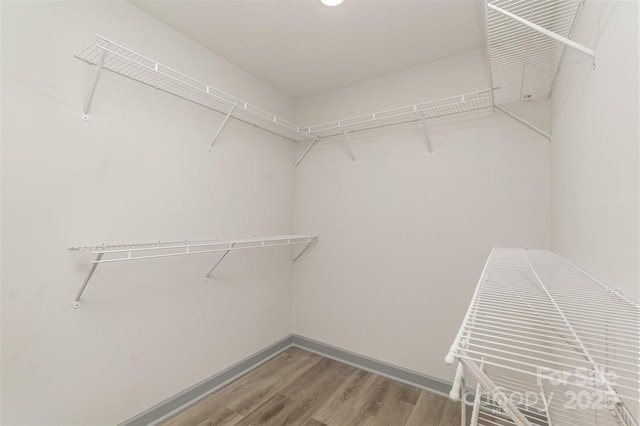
top-left (342, 130), bottom-right (357, 162)
top-left (205, 243), bottom-right (235, 280)
top-left (483, 1), bottom-right (496, 110)
top-left (293, 240), bottom-right (315, 262)
top-left (294, 137), bottom-right (319, 168)
top-left (82, 49), bottom-right (107, 121)
top-left (539, 384), bottom-right (553, 426)
top-left (73, 253), bottom-right (104, 308)
top-left (487, 3), bottom-right (596, 61)
top-left (469, 381), bottom-right (482, 426)
top-left (459, 357), bottom-right (533, 426)
top-left (420, 116), bottom-right (435, 157)
top-left (495, 105), bottom-right (551, 140)
top-left (209, 103), bottom-right (238, 151)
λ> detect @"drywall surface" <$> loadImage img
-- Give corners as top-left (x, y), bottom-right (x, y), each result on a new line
top-left (1, 2), bottom-right (296, 424)
top-left (295, 49), bottom-right (489, 126)
top-left (292, 51), bottom-right (551, 382)
top-left (551, 1), bottom-right (639, 302)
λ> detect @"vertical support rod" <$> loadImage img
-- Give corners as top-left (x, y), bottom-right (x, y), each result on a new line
top-left (460, 373), bottom-right (466, 426)
top-left (470, 381), bottom-right (482, 426)
top-left (82, 49), bottom-right (107, 121)
top-left (209, 103), bottom-right (237, 151)
top-left (294, 137), bottom-right (319, 168)
top-left (420, 116), bottom-right (434, 157)
top-left (548, 0), bottom-right (586, 97)
top-left (342, 130), bottom-right (357, 162)
top-left (539, 384), bottom-right (553, 426)
top-left (450, 361), bottom-right (465, 401)
top-left (483, 0), bottom-right (496, 109)
top-left (487, 3), bottom-right (596, 60)
top-left (205, 243), bottom-right (235, 279)
top-left (460, 357), bottom-right (533, 426)
top-left (292, 241), bottom-right (314, 262)
top-left (74, 253), bottom-right (104, 308)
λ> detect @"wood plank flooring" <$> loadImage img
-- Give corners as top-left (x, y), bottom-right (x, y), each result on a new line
top-left (159, 347), bottom-right (468, 426)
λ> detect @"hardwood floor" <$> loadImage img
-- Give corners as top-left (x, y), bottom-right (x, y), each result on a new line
top-left (159, 347), bottom-right (468, 426)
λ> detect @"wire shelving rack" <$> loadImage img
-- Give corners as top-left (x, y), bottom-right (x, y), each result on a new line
top-left (486, 0), bottom-right (588, 105)
top-left (76, 1), bottom-right (599, 158)
top-left (299, 90), bottom-right (493, 139)
top-left (446, 248), bottom-right (639, 426)
top-left (70, 235), bottom-right (318, 308)
top-left (75, 35), bottom-right (310, 142)
top-left (75, 36), bottom-right (496, 164)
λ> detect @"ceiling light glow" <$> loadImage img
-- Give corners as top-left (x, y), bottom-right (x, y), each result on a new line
top-left (321, 0), bottom-right (344, 6)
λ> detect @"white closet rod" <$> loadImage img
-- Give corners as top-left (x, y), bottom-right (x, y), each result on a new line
top-left (487, 3), bottom-right (595, 59)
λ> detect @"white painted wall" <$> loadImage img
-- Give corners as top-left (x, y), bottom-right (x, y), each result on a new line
top-left (1, 2), bottom-right (296, 424)
top-left (4, 1), bottom-right (634, 423)
top-left (551, 0), bottom-right (639, 302)
top-left (292, 51), bottom-right (551, 382)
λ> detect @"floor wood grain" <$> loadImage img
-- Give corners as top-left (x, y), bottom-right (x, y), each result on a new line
top-left (160, 347), bottom-right (468, 426)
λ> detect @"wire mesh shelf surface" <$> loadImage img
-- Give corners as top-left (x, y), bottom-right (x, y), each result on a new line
top-left (70, 234), bottom-right (319, 307)
top-left (70, 235), bottom-right (319, 263)
top-left (75, 35), bottom-right (309, 142)
top-left (300, 90), bottom-right (493, 139)
top-left (447, 248), bottom-right (639, 426)
top-left (76, 35), bottom-right (494, 144)
top-left (487, 0), bottom-right (583, 104)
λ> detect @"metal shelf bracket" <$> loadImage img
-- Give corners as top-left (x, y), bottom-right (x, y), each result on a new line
top-left (294, 137), bottom-right (319, 168)
top-left (209, 102), bottom-right (238, 151)
top-left (461, 357), bottom-right (534, 426)
top-left (81, 49), bottom-right (106, 121)
top-left (292, 239), bottom-right (317, 263)
top-left (495, 105), bottom-right (551, 140)
top-left (420, 115), bottom-right (434, 158)
top-left (204, 243), bottom-right (235, 281)
top-left (73, 252), bottom-right (104, 308)
top-left (342, 130), bottom-right (357, 162)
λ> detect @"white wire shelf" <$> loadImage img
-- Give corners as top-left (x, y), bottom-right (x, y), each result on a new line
top-left (75, 35), bottom-right (497, 162)
top-left (446, 248), bottom-right (639, 426)
top-left (75, 33), bottom-right (555, 163)
top-left (75, 35), bottom-right (311, 142)
top-left (299, 90), bottom-right (493, 139)
top-left (70, 235), bottom-right (318, 308)
top-left (486, 0), bottom-right (586, 104)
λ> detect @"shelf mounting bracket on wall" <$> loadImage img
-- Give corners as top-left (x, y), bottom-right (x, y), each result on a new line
top-left (487, 2), bottom-right (596, 64)
top-left (420, 115), bottom-right (434, 158)
top-left (204, 242), bottom-right (235, 281)
top-left (73, 253), bottom-right (104, 308)
top-left (209, 102), bottom-right (238, 151)
top-left (342, 130), bottom-right (357, 162)
top-left (294, 137), bottom-right (319, 168)
top-left (81, 49), bottom-right (106, 121)
top-left (292, 239), bottom-right (316, 262)
top-left (495, 105), bottom-right (551, 140)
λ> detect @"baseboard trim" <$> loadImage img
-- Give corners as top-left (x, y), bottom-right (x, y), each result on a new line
top-left (290, 334), bottom-right (452, 398)
top-left (120, 334), bottom-right (453, 425)
top-left (120, 335), bottom-right (293, 426)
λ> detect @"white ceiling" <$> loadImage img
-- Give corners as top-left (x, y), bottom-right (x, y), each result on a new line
top-left (131, 0), bottom-right (486, 100)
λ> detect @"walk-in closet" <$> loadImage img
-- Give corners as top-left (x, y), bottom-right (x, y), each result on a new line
top-left (1, 1), bottom-right (638, 425)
